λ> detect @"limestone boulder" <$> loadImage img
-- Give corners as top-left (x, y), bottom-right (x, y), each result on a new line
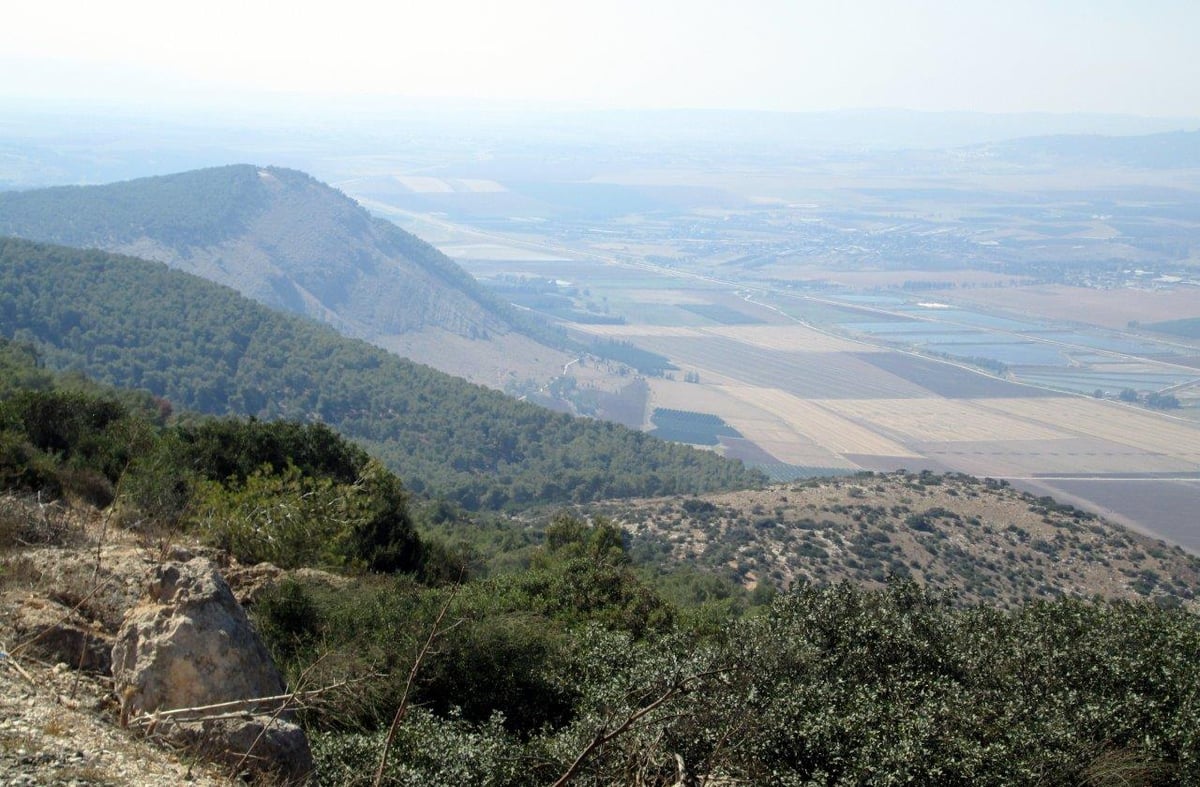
top-left (111, 558), bottom-right (312, 782)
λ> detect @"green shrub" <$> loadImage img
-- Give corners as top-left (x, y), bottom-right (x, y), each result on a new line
top-left (192, 459), bottom-right (423, 572)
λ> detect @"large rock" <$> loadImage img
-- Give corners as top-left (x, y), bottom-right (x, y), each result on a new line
top-left (111, 558), bottom-right (312, 782)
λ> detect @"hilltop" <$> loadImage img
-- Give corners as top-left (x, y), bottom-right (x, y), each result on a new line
top-left (3, 485), bottom-right (1199, 784)
top-left (591, 472), bottom-right (1200, 609)
top-left (0, 165), bottom-right (571, 387)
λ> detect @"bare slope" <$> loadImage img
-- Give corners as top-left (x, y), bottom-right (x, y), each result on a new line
top-left (0, 165), bottom-right (570, 385)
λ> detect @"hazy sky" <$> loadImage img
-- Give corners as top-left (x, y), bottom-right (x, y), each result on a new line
top-left (3, 0), bottom-right (1198, 117)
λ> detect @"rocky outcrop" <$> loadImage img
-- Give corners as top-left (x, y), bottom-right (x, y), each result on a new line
top-left (111, 558), bottom-right (312, 782)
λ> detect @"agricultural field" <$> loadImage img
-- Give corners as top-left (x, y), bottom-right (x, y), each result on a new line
top-left (917, 437), bottom-right (1196, 477)
top-left (565, 282), bottom-right (1200, 548)
top-left (546, 275), bottom-right (1200, 548)
top-left (635, 338), bottom-right (935, 398)
top-left (946, 285), bottom-right (1200, 330)
top-left (975, 398), bottom-right (1200, 460)
top-left (1027, 478), bottom-right (1200, 551)
top-left (817, 398), bottom-right (1070, 443)
top-left (853, 352), bottom-right (1059, 398)
top-left (368, 158), bottom-right (1200, 550)
top-left (573, 322), bottom-right (870, 353)
top-left (649, 408), bottom-right (742, 445)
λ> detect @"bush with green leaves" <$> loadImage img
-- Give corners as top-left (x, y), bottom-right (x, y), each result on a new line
top-left (253, 517), bottom-right (676, 739)
top-left (192, 458), bottom-right (422, 572)
top-left (0, 389), bottom-right (156, 506)
top-left (309, 709), bottom-right (538, 787)
top-left (291, 581), bottom-right (1200, 786)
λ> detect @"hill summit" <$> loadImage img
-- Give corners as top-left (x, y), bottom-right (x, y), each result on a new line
top-left (0, 165), bottom-right (569, 384)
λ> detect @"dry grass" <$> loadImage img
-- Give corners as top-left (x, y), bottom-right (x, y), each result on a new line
top-left (0, 555), bottom-right (42, 591)
top-left (818, 398), bottom-right (1070, 443)
top-left (41, 713), bottom-right (71, 737)
top-left (977, 398), bottom-right (1200, 460)
top-left (723, 387), bottom-right (919, 458)
top-left (0, 495), bottom-right (88, 553)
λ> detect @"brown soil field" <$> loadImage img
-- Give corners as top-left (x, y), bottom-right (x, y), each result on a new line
top-left (1022, 478), bottom-right (1200, 552)
top-left (856, 352), bottom-right (1066, 398)
top-left (636, 338), bottom-right (931, 398)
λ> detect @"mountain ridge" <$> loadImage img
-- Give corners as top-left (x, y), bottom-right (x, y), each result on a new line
top-left (0, 165), bottom-right (572, 384)
top-left (0, 236), bottom-right (762, 508)
top-left (967, 128), bottom-right (1200, 169)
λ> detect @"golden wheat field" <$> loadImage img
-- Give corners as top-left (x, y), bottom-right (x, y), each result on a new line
top-left (976, 398), bottom-right (1200, 460)
top-left (817, 398), bottom-right (1072, 443)
top-left (721, 386), bottom-right (919, 457)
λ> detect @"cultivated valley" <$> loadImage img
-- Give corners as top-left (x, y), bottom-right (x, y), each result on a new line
top-left (2, 95), bottom-right (1200, 784)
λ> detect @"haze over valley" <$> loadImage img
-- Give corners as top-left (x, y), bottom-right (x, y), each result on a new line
top-left (379, 128), bottom-right (1200, 548)
top-left (4, 2), bottom-right (1200, 781)
top-left (4, 105), bottom-right (1200, 549)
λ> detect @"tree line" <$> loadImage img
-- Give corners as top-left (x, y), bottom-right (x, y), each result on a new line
top-left (3, 334), bottom-right (1198, 784)
top-left (0, 237), bottom-right (764, 509)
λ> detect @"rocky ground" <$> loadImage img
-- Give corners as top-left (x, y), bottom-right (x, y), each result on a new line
top-left (0, 652), bottom-right (229, 786)
top-left (0, 496), bottom-right (283, 786)
top-left (4, 470), bottom-right (1200, 785)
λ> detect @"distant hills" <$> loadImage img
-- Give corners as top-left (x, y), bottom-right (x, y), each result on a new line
top-left (971, 129), bottom-right (1200, 169)
top-left (0, 165), bottom-right (572, 384)
top-left (0, 237), bottom-right (762, 508)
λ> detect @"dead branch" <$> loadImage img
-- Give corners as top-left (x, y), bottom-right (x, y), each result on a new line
top-left (127, 679), bottom-right (352, 727)
top-left (373, 574), bottom-right (463, 787)
top-left (0, 642), bottom-right (36, 685)
top-left (551, 666), bottom-right (739, 787)
top-left (230, 654), bottom-right (329, 779)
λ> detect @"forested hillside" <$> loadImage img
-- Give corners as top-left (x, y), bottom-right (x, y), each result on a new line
top-left (0, 165), bottom-right (572, 374)
top-left (4, 329), bottom-right (1200, 784)
top-left (0, 237), bottom-right (762, 508)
